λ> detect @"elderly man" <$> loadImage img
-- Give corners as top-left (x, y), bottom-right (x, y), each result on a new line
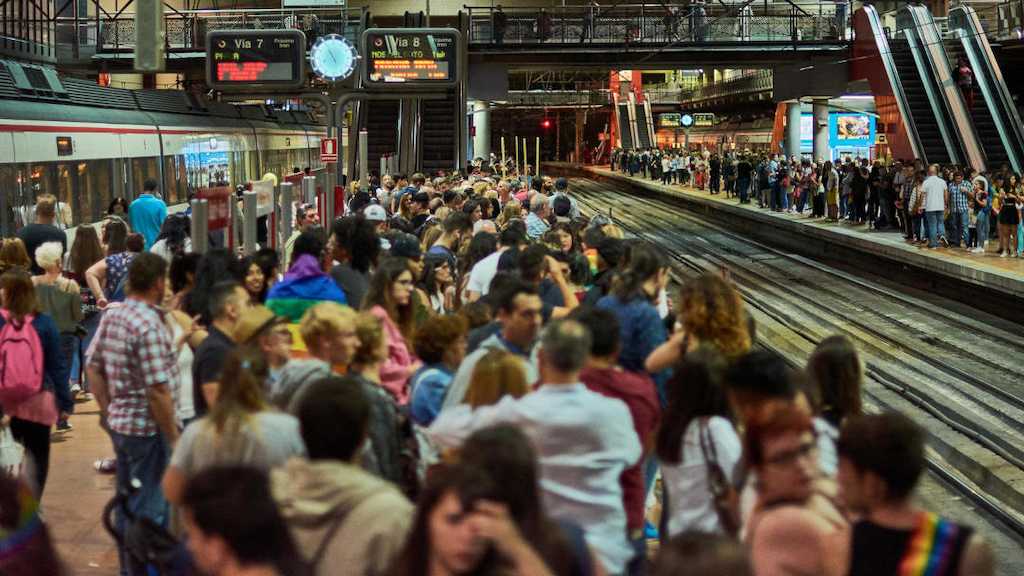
top-left (525, 193), bottom-right (551, 240)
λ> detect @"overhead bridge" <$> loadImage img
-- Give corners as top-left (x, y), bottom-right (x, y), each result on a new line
top-left (463, 3), bottom-right (851, 68)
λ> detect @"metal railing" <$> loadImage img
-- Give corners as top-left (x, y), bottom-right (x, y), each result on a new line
top-left (464, 3), bottom-right (852, 46)
top-left (505, 89), bottom-right (611, 106)
top-left (679, 70), bottom-right (774, 103)
top-left (96, 7), bottom-right (366, 52)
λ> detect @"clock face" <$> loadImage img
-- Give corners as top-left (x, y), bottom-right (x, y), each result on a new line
top-left (310, 34), bottom-right (358, 81)
top-left (680, 114), bottom-right (694, 127)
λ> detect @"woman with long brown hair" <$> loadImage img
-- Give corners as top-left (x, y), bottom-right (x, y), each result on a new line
top-left (363, 257), bottom-right (421, 405)
top-left (0, 238), bottom-right (31, 274)
top-left (645, 272), bottom-right (751, 374)
top-left (84, 218), bottom-right (133, 308)
top-left (161, 347), bottom-right (305, 507)
top-left (0, 269), bottom-right (70, 497)
top-left (388, 462), bottom-right (556, 576)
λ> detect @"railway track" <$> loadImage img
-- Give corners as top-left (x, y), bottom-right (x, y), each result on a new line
top-left (568, 177), bottom-right (1024, 555)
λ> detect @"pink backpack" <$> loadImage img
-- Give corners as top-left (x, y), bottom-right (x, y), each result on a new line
top-left (0, 310), bottom-right (44, 405)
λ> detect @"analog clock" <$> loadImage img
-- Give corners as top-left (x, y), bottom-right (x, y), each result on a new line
top-left (309, 34), bottom-right (358, 82)
top-left (680, 114), bottom-right (694, 128)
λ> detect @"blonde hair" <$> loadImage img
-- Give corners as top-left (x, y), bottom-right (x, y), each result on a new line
top-left (34, 241), bottom-right (64, 271)
top-left (298, 302), bottom-right (357, 350)
top-left (601, 224), bottom-right (624, 239)
top-left (352, 311), bottom-right (387, 366)
top-left (464, 349), bottom-right (529, 407)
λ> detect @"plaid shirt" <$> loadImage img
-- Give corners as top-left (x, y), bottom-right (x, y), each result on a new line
top-left (87, 299), bottom-right (178, 437)
top-left (948, 180), bottom-right (972, 214)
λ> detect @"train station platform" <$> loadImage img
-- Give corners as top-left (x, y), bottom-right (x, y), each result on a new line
top-left (579, 166), bottom-right (1024, 301)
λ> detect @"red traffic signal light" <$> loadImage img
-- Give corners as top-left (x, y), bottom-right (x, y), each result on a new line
top-left (541, 119), bottom-right (552, 129)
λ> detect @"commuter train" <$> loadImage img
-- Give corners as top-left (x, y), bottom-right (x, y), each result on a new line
top-left (0, 60), bottom-right (328, 236)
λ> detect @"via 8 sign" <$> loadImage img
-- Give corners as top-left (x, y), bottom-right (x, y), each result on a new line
top-left (206, 30), bottom-right (306, 90)
top-left (362, 28), bottom-right (460, 87)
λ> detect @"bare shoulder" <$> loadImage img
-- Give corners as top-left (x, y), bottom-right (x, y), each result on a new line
top-left (959, 533), bottom-right (995, 576)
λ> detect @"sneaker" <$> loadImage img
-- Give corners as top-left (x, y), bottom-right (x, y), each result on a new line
top-left (971, 247), bottom-right (984, 254)
top-left (56, 419), bottom-right (72, 432)
top-left (940, 236), bottom-right (949, 247)
top-left (1000, 251), bottom-right (1007, 258)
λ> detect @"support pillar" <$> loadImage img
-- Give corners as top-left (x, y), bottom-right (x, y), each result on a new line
top-left (785, 100), bottom-right (802, 160)
top-left (472, 100), bottom-right (491, 161)
top-left (812, 98), bottom-right (830, 163)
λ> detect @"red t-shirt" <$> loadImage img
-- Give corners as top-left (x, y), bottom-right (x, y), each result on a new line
top-left (579, 366), bottom-right (661, 532)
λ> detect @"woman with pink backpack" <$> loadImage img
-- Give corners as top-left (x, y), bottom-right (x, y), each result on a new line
top-left (0, 268), bottom-right (70, 497)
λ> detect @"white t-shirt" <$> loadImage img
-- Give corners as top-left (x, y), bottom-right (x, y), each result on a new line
top-left (922, 175), bottom-right (948, 212)
top-left (466, 248), bottom-right (504, 296)
top-left (169, 318), bottom-right (195, 426)
top-left (150, 237), bottom-right (193, 263)
top-left (661, 416), bottom-right (742, 536)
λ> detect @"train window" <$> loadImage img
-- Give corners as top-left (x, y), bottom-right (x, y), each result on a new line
top-left (55, 163), bottom-right (76, 228)
top-left (0, 165), bottom-right (17, 236)
top-left (79, 160), bottom-right (111, 225)
top-left (56, 137), bottom-right (73, 156)
top-left (131, 157), bottom-right (160, 199)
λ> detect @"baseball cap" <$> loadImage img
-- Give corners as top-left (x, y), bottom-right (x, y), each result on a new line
top-left (390, 233), bottom-right (422, 260)
top-left (363, 204), bottom-right (387, 222)
top-left (232, 305), bottom-right (287, 345)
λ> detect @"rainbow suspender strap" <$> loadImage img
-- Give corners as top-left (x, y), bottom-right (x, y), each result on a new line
top-left (899, 512), bottom-right (961, 576)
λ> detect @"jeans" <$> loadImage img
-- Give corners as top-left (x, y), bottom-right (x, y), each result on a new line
top-left (925, 210), bottom-right (946, 247)
top-left (71, 312), bottom-right (101, 387)
top-left (110, 432), bottom-right (170, 576)
top-left (949, 211), bottom-right (970, 247)
top-left (737, 177), bottom-right (750, 202)
top-left (976, 211), bottom-right (989, 246)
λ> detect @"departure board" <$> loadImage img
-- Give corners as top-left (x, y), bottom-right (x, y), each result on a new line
top-left (206, 30), bottom-right (306, 90)
top-left (362, 28), bottom-right (460, 86)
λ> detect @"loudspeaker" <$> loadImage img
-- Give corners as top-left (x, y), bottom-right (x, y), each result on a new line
top-left (134, 0), bottom-right (165, 72)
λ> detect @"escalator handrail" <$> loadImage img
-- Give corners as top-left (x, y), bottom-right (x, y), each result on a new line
top-left (949, 5), bottom-right (1024, 172)
top-left (901, 4), bottom-right (986, 170)
top-left (862, 5), bottom-right (923, 160)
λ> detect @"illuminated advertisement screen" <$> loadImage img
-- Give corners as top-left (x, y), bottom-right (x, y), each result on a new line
top-left (363, 28), bottom-right (459, 86)
top-left (206, 30), bottom-right (305, 90)
top-left (832, 113), bottom-right (875, 145)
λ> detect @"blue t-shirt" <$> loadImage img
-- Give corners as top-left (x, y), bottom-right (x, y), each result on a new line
top-left (409, 364), bottom-right (454, 426)
top-left (128, 194), bottom-right (168, 250)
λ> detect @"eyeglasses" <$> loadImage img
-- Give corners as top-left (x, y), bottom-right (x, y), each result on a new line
top-left (763, 441), bottom-right (817, 467)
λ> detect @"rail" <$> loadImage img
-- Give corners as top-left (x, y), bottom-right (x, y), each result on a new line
top-left (679, 70), bottom-right (773, 104)
top-left (463, 3), bottom-right (852, 46)
top-left (504, 90), bottom-right (611, 107)
top-left (91, 7), bottom-right (366, 52)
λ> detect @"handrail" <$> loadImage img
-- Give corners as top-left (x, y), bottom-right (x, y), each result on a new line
top-left (950, 4), bottom-right (1024, 171)
top-left (461, 3), bottom-right (850, 45)
top-left (904, 3), bottom-right (986, 169)
top-left (863, 5), bottom-right (923, 161)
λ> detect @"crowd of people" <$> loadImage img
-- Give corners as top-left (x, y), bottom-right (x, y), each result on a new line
top-left (0, 165), bottom-right (997, 576)
top-left (613, 147), bottom-right (1024, 257)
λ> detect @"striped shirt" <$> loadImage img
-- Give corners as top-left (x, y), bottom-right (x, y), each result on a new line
top-left (87, 299), bottom-right (179, 437)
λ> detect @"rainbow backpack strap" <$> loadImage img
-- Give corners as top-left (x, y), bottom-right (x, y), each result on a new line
top-left (898, 512), bottom-right (961, 576)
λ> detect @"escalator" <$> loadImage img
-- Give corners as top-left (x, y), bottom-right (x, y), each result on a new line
top-left (944, 40), bottom-right (1007, 167)
top-left (635, 102), bottom-right (652, 149)
top-left (364, 101), bottom-right (400, 171)
top-left (889, 36), bottom-right (951, 164)
top-left (948, 5), bottom-right (1024, 172)
top-left (616, 101), bottom-right (633, 149)
top-left (420, 94), bottom-right (458, 174)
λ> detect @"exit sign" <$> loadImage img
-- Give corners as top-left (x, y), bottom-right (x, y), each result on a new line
top-left (321, 138), bottom-right (338, 162)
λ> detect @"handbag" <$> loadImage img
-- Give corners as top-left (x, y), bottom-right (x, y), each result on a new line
top-left (699, 418), bottom-right (741, 537)
top-left (0, 425), bottom-right (25, 476)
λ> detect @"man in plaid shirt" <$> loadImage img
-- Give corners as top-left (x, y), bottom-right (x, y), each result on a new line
top-left (947, 170), bottom-right (974, 249)
top-left (87, 252), bottom-right (180, 576)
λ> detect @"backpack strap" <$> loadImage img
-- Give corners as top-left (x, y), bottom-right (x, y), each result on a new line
top-left (310, 511), bottom-right (349, 568)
